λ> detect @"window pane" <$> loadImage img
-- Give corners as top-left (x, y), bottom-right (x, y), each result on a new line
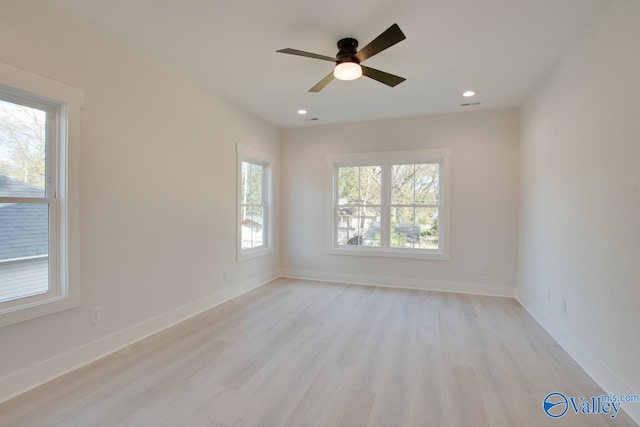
top-left (240, 161), bottom-right (249, 202)
top-left (360, 207), bottom-right (381, 247)
top-left (241, 161), bottom-right (264, 205)
top-left (415, 207), bottom-right (439, 249)
top-left (338, 166), bottom-right (360, 205)
top-left (0, 203), bottom-right (49, 303)
top-left (360, 166), bottom-right (381, 205)
top-left (336, 206), bottom-right (380, 247)
top-left (241, 206), bottom-right (264, 249)
top-left (248, 163), bottom-right (264, 204)
top-left (0, 99), bottom-right (46, 197)
top-left (338, 165), bottom-right (381, 205)
top-left (414, 163), bottom-right (439, 205)
top-left (391, 207), bottom-right (417, 248)
top-left (391, 164), bottom-right (415, 205)
top-left (392, 163), bottom-right (440, 206)
top-left (336, 205), bottom-right (357, 246)
top-left (390, 206), bottom-right (439, 249)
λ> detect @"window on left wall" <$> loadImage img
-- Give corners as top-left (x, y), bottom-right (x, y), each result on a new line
top-left (237, 144), bottom-right (273, 261)
top-left (0, 62), bottom-right (82, 327)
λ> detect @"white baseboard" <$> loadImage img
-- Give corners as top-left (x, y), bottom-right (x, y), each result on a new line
top-left (517, 294), bottom-right (640, 425)
top-left (0, 271), bottom-right (278, 404)
top-left (280, 268), bottom-right (516, 298)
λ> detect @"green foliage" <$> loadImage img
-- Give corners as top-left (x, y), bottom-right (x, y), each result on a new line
top-left (391, 232), bottom-right (407, 247)
top-left (338, 162), bottom-right (440, 250)
top-left (429, 217), bottom-right (439, 237)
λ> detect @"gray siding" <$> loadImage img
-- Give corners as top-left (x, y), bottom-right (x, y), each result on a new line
top-left (0, 257), bottom-right (48, 302)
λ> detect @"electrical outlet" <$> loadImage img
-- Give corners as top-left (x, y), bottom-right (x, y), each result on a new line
top-left (561, 299), bottom-right (567, 314)
top-left (480, 265), bottom-right (488, 275)
top-left (222, 268), bottom-right (229, 280)
top-left (90, 306), bottom-right (101, 324)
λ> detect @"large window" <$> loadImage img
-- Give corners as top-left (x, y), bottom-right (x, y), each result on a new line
top-left (329, 149), bottom-right (450, 259)
top-left (237, 145), bottom-right (273, 261)
top-left (0, 93), bottom-right (55, 305)
top-left (0, 62), bottom-right (82, 327)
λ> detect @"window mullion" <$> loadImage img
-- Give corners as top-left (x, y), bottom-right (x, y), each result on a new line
top-left (263, 164), bottom-right (267, 247)
top-left (380, 162), bottom-right (391, 249)
top-left (47, 111), bottom-right (59, 293)
top-left (0, 197), bottom-right (54, 204)
top-left (46, 113), bottom-right (57, 199)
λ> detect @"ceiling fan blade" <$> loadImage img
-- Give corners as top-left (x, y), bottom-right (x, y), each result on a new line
top-left (361, 66), bottom-right (406, 87)
top-left (355, 23), bottom-right (406, 62)
top-left (276, 48), bottom-right (336, 62)
top-left (309, 72), bottom-right (335, 92)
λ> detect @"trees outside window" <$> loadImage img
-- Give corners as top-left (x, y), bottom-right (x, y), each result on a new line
top-left (0, 61), bottom-right (82, 327)
top-left (329, 149), bottom-right (450, 260)
top-left (237, 145), bottom-right (274, 261)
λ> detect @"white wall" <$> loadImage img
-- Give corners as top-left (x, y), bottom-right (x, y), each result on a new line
top-left (281, 109), bottom-right (520, 296)
top-left (0, 0), bottom-right (280, 399)
top-left (3, 0), bottom-right (636, 418)
top-left (518, 0), bottom-right (640, 422)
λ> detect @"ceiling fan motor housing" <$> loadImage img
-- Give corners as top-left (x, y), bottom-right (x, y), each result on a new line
top-left (336, 38), bottom-right (359, 64)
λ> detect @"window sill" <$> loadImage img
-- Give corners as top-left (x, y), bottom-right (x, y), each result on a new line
top-left (328, 246), bottom-right (449, 260)
top-left (0, 293), bottom-right (80, 328)
top-left (238, 247), bottom-right (273, 262)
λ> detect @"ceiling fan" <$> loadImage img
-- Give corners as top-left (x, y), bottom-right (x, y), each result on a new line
top-left (276, 23), bottom-right (407, 92)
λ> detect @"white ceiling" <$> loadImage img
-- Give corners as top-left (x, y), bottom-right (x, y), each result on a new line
top-left (49, 0), bottom-right (610, 128)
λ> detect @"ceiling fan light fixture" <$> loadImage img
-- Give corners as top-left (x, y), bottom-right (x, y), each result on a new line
top-left (333, 62), bottom-right (362, 81)
top-left (276, 23), bottom-right (406, 92)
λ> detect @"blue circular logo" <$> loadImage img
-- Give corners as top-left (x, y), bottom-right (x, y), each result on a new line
top-left (543, 392), bottom-right (568, 418)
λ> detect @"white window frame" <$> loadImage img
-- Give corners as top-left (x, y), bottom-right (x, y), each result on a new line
top-left (236, 144), bottom-right (274, 261)
top-left (327, 148), bottom-right (451, 260)
top-left (0, 62), bottom-right (83, 328)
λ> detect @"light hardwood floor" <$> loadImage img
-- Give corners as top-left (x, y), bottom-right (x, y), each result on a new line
top-left (0, 279), bottom-right (637, 427)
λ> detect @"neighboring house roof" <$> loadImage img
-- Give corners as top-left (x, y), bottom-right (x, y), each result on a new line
top-left (363, 222), bottom-right (381, 241)
top-left (0, 174), bottom-right (44, 197)
top-left (362, 222), bottom-right (420, 242)
top-left (0, 175), bottom-right (48, 259)
top-left (394, 224), bottom-right (421, 241)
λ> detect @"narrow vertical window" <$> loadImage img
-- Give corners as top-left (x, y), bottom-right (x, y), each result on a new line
top-left (237, 145), bottom-right (273, 261)
top-left (240, 160), bottom-right (266, 250)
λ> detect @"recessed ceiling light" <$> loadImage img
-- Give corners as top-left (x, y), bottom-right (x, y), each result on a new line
top-left (297, 109), bottom-right (308, 115)
top-left (463, 90), bottom-right (476, 97)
